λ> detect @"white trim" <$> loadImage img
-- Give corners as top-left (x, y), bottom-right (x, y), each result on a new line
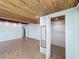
top-left (40, 47), bottom-right (46, 54)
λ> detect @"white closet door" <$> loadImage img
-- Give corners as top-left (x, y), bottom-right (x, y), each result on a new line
top-left (40, 16), bottom-right (51, 59)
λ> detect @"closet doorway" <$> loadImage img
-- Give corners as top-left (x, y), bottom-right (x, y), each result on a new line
top-left (51, 15), bottom-right (65, 59)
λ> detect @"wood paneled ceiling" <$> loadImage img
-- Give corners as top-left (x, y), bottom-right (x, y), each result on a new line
top-left (0, 0), bottom-right (78, 23)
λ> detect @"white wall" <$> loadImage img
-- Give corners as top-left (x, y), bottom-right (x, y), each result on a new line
top-left (65, 7), bottom-right (79, 59)
top-left (25, 24), bottom-right (40, 40)
top-left (41, 7), bottom-right (79, 59)
top-left (51, 20), bottom-right (65, 47)
top-left (0, 22), bottom-right (23, 42)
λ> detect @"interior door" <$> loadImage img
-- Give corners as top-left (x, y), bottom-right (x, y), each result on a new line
top-left (40, 25), bottom-right (51, 59)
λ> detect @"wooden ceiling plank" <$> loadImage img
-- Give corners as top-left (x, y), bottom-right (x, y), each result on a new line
top-left (6, 0), bottom-right (37, 16)
top-left (0, 0), bottom-right (36, 19)
top-left (0, 8), bottom-right (37, 23)
top-left (0, 0), bottom-right (78, 23)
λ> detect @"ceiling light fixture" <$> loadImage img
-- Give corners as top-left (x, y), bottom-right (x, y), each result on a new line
top-left (36, 16), bottom-right (39, 18)
top-left (55, 18), bottom-right (59, 21)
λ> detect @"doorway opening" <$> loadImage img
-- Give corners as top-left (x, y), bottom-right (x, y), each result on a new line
top-left (51, 15), bottom-right (65, 59)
